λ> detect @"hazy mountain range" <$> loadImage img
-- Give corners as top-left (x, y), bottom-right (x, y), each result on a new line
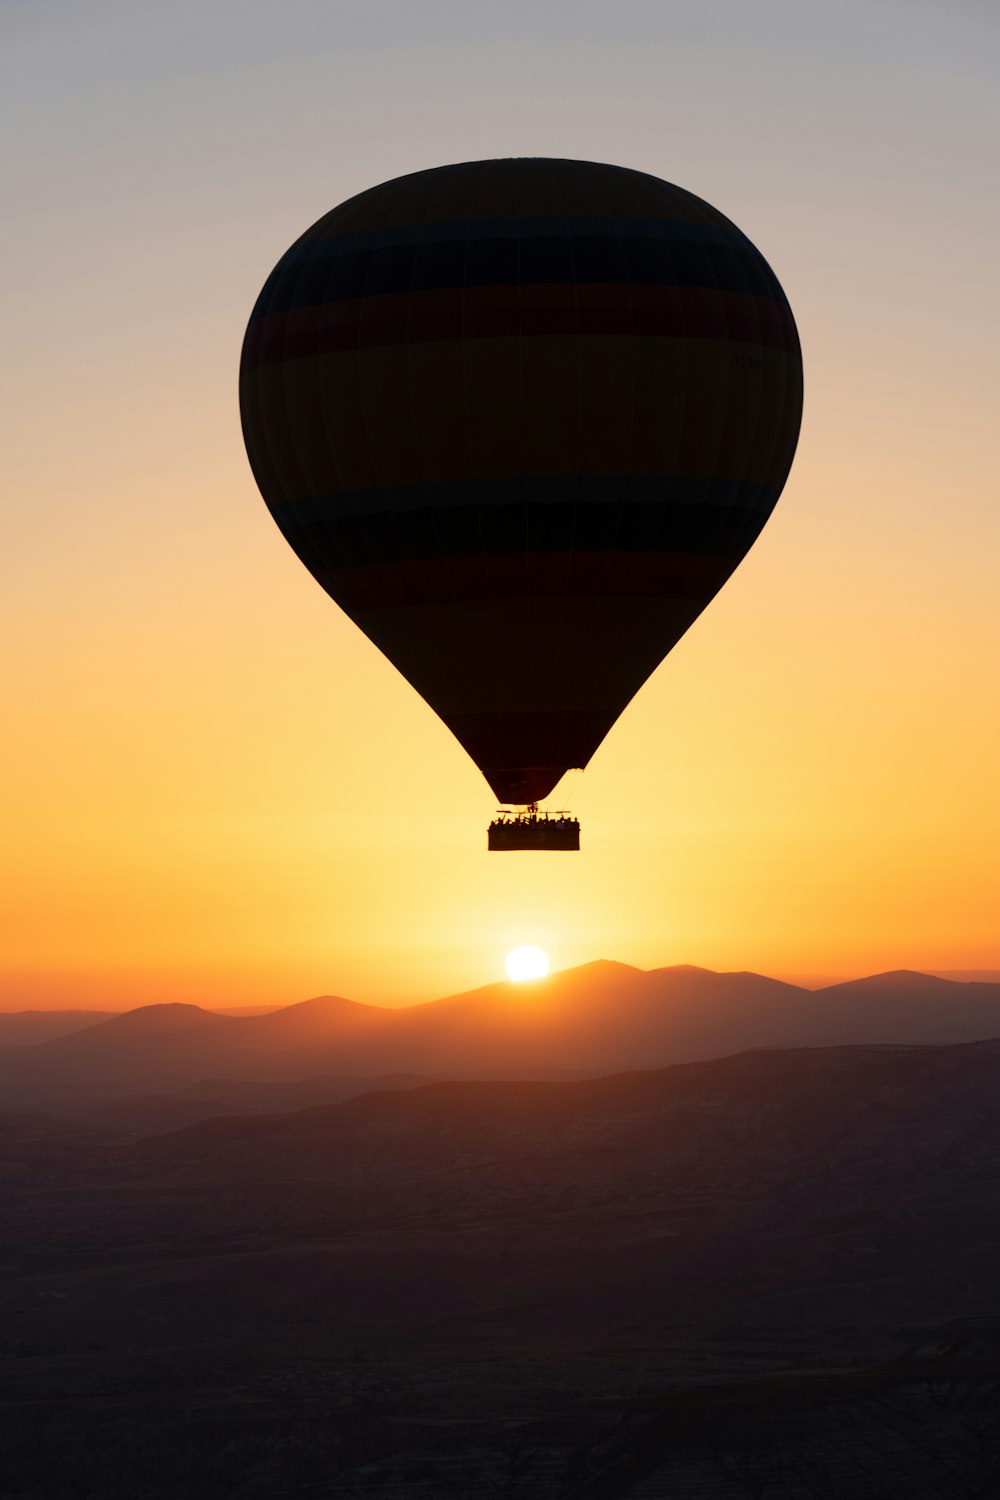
top-left (3, 962), bottom-right (1000, 1115)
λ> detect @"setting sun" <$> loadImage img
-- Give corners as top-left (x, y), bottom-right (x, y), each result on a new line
top-left (505, 946), bottom-right (551, 982)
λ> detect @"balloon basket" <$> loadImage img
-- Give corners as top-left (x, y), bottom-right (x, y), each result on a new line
top-left (488, 810), bottom-right (580, 852)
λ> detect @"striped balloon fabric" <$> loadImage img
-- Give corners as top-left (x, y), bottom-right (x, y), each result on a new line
top-left (240, 158), bottom-right (803, 806)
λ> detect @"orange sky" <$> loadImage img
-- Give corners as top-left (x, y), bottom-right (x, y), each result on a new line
top-left (3, 3), bottom-right (998, 1010)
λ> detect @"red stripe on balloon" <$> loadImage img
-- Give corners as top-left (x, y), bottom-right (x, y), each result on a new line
top-left (325, 550), bottom-right (736, 611)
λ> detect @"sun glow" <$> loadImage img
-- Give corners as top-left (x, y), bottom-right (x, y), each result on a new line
top-left (505, 946), bottom-right (550, 982)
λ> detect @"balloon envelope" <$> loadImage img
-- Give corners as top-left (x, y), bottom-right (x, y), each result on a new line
top-left (240, 158), bottom-right (803, 804)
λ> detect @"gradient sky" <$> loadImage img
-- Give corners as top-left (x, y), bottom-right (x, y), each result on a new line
top-left (3, 0), bottom-right (998, 1009)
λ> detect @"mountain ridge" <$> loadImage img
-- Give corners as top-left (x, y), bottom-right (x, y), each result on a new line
top-left (137, 1034), bottom-right (1000, 1158)
top-left (5, 962), bottom-right (1000, 1110)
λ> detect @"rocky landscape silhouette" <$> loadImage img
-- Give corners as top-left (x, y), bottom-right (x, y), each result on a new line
top-left (5, 965), bottom-right (1000, 1496)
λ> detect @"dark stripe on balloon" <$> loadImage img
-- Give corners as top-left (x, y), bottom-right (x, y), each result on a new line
top-left (243, 285), bottom-right (798, 368)
top-left (273, 473), bottom-right (778, 519)
top-left (319, 550), bottom-right (736, 611)
top-left (251, 236), bottom-right (784, 319)
top-left (275, 494), bottom-right (772, 571)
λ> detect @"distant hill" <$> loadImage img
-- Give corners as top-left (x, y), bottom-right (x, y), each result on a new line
top-left (218, 993), bottom-right (394, 1051)
top-left (0, 1010), bottom-right (113, 1047)
top-left (206, 1004), bottom-right (284, 1017)
top-left (808, 970), bottom-right (1000, 1043)
top-left (929, 969), bottom-right (1000, 985)
top-left (4, 962), bottom-right (1000, 1109)
top-left (0, 1000), bottom-right (284, 1048)
top-left (32, 1002), bottom-right (229, 1058)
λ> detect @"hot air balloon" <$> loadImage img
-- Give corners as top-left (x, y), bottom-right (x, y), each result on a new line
top-left (239, 158), bottom-right (802, 850)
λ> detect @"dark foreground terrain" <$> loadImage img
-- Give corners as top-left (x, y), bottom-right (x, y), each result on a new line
top-left (4, 1040), bottom-right (1000, 1497)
